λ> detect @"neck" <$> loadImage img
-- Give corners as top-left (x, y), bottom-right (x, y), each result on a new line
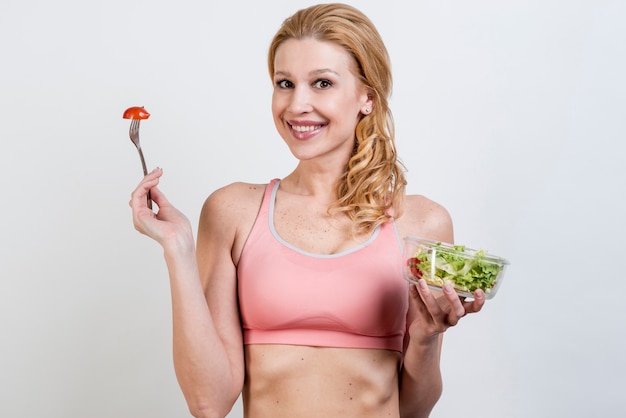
top-left (281, 165), bottom-right (344, 201)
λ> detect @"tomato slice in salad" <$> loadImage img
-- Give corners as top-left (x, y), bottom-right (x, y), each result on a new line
top-left (123, 106), bottom-right (150, 120)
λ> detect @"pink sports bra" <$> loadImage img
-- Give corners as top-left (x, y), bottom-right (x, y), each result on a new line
top-left (237, 179), bottom-right (409, 352)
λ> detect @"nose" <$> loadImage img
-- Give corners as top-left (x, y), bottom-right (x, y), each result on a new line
top-left (287, 85), bottom-right (313, 114)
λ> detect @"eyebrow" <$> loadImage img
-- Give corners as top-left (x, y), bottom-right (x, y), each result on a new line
top-left (274, 68), bottom-right (341, 78)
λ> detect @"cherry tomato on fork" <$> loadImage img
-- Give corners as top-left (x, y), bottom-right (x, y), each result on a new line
top-left (122, 106), bottom-right (150, 120)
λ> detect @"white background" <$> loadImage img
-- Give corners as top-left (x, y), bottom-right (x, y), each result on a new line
top-left (1, 0), bottom-right (624, 417)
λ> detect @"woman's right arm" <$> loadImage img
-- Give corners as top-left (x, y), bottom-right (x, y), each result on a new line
top-left (130, 168), bottom-right (245, 418)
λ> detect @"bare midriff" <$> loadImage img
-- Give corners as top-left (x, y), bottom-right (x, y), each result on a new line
top-left (242, 344), bottom-right (402, 418)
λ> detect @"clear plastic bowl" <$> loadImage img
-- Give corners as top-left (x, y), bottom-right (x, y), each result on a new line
top-left (403, 237), bottom-right (509, 299)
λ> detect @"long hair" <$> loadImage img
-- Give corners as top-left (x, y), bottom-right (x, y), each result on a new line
top-left (268, 3), bottom-right (407, 235)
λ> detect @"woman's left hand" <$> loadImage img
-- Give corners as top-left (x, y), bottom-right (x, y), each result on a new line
top-left (407, 279), bottom-right (485, 343)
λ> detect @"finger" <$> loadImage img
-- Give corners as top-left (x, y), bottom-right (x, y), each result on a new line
top-left (130, 168), bottom-right (162, 208)
top-left (463, 289), bottom-right (486, 314)
top-left (409, 283), bottom-right (428, 315)
top-left (442, 283), bottom-right (466, 319)
top-left (143, 166), bottom-right (162, 181)
top-left (415, 279), bottom-right (444, 319)
top-left (147, 185), bottom-right (170, 209)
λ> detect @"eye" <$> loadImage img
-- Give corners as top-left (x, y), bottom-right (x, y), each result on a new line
top-left (275, 79), bottom-right (294, 89)
top-left (313, 79), bottom-right (333, 89)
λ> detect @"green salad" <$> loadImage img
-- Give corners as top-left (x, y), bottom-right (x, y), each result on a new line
top-left (407, 243), bottom-right (504, 294)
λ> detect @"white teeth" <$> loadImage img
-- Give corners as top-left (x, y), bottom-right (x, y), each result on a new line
top-left (291, 124), bottom-right (321, 132)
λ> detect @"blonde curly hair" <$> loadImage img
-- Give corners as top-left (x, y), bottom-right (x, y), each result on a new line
top-left (268, 3), bottom-right (407, 235)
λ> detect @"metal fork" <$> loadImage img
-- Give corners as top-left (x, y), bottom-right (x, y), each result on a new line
top-left (129, 119), bottom-right (152, 209)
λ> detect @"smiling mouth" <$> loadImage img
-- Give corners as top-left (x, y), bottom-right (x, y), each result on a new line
top-left (288, 122), bottom-right (325, 133)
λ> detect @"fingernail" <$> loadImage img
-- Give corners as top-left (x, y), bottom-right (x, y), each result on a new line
top-left (475, 289), bottom-right (485, 299)
top-left (443, 283), bottom-right (454, 294)
top-left (418, 279), bottom-right (428, 291)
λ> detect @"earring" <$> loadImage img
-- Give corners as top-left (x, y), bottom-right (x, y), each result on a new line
top-left (364, 107), bottom-right (371, 114)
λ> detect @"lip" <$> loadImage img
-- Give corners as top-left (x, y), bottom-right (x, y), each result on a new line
top-left (287, 120), bottom-right (327, 140)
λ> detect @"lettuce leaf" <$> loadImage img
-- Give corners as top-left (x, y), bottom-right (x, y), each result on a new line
top-left (408, 243), bottom-right (504, 294)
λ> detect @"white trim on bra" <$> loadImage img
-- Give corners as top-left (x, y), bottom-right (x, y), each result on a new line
top-left (268, 180), bottom-right (381, 259)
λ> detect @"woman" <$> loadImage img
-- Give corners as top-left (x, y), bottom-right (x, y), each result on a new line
top-left (130, 4), bottom-right (485, 418)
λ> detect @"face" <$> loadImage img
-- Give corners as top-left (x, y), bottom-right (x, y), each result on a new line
top-left (271, 38), bottom-right (372, 163)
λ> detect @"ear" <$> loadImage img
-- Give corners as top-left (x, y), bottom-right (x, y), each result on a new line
top-left (361, 92), bottom-right (374, 115)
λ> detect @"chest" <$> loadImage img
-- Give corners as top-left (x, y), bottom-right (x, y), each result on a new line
top-left (272, 196), bottom-right (371, 255)
top-left (238, 223), bottom-right (408, 349)
top-left (238, 195), bottom-right (409, 350)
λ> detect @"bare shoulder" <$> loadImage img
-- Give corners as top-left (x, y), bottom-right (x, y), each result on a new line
top-left (198, 182), bottom-right (267, 263)
top-left (199, 181), bottom-right (266, 232)
top-left (201, 182), bottom-right (266, 215)
top-left (395, 194), bottom-right (454, 244)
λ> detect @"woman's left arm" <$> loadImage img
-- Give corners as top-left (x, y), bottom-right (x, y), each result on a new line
top-left (399, 281), bottom-right (485, 417)
top-left (397, 195), bottom-right (485, 417)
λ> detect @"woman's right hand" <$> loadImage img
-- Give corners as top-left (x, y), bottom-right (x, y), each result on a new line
top-left (129, 167), bottom-right (194, 252)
